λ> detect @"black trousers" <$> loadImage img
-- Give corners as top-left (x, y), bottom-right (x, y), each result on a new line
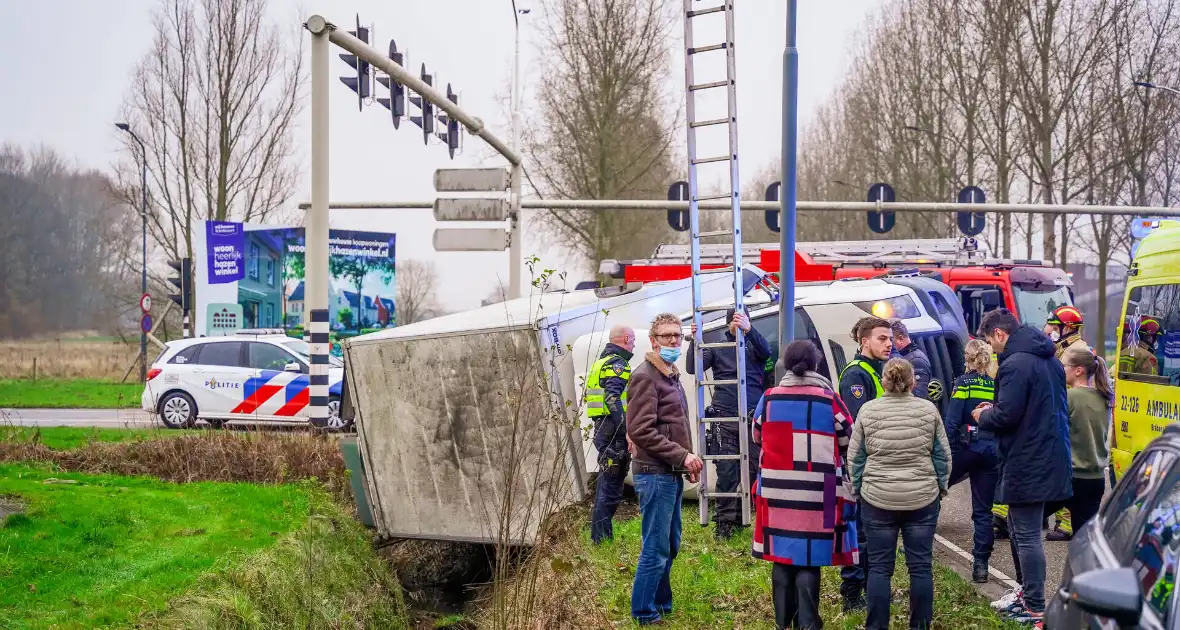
top-left (709, 407), bottom-right (761, 526)
top-left (772, 563), bottom-right (822, 630)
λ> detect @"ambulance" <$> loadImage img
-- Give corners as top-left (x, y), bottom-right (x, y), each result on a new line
top-left (1110, 220), bottom-right (1180, 480)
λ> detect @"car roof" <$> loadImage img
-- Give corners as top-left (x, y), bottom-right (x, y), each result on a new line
top-left (165, 334), bottom-right (292, 351)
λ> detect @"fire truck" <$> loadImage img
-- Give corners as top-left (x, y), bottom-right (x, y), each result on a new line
top-left (600, 237), bottom-right (1076, 335)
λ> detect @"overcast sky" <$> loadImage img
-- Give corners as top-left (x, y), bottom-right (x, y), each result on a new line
top-left (0, 0), bottom-right (878, 312)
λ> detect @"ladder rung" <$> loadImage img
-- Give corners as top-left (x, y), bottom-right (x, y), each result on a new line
top-left (687, 4), bottom-right (727, 18)
top-left (688, 43), bottom-right (729, 55)
top-left (691, 154), bottom-right (731, 165)
top-left (698, 229), bottom-right (731, 238)
top-left (699, 416), bottom-right (741, 423)
top-left (690, 117), bottom-right (729, 128)
top-left (701, 379), bottom-right (739, 386)
top-left (695, 302), bottom-right (733, 311)
top-left (703, 454), bottom-right (742, 461)
top-left (703, 491), bottom-right (744, 498)
top-left (689, 80), bottom-right (729, 92)
top-left (693, 193), bottom-right (731, 201)
top-left (700, 342), bottom-right (736, 349)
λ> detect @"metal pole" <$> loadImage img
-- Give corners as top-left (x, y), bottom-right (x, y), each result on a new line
top-left (305, 15), bottom-right (332, 429)
top-left (509, 3), bottom-right (523, 299)
top-left (117, 124), bottom-right (149, 382)
top-left (296, 198), bottom-right (1180, 217)
top-left (778, 0), bottom-right (798, 359)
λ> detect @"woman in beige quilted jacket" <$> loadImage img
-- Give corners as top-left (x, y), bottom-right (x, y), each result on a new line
top-left (848, 358), bottom-right (952, 630)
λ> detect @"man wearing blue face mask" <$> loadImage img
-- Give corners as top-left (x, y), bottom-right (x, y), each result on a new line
top-left (626, 312), bottom-right (702, 626)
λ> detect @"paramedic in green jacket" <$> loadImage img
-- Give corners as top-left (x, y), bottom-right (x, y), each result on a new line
top-left (587, 325), bottom-right (636, 544)
top-left (837, 315), bottom-right (893, 612)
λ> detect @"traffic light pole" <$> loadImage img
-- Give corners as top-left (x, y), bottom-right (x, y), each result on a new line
top-left (306, 14), bottom-right (524, 300)
top-left (779, 0), bottom-right (799, 361)
top-left (308, 17), bottom-right (334, 430)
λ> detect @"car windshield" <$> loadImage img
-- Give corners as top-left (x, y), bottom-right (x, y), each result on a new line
top-left (1012, 285), bottom-right (1072, 327)
top-left (281, 339), bottom-right (344, 367)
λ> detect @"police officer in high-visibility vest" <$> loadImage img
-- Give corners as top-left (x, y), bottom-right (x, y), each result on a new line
top-left (586, 325), bottom-right (636, 544)
top-left (945, 339), bottom-right (1000, 584)
top-left (687, 307), bottom-right (773, 541)
top-left (837, 315), bottom-right (894, 613)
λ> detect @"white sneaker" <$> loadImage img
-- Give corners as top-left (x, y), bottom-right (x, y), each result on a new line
top-left (991, 586), bottom-right (1023, 611)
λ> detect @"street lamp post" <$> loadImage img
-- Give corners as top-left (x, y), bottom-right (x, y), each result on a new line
top-left (508, 1), bottom-right (529, 299)
top-left (778, 0), bottom-right (799, 363)
top-left (116, 123), bottom-right (148, 384)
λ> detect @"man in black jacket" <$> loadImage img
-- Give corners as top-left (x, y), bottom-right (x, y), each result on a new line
top-left (891, 319), bottom-right (933, 400)
top-left (687, 307), bottom-right (772, 540)
top-left (837, 315), bottom-right (893, 611)
top-left (974, 308), bottom-right (1072, 625)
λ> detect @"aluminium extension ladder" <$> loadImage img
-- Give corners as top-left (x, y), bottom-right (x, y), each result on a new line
top-left (682, 0), bottom-right (751, 527)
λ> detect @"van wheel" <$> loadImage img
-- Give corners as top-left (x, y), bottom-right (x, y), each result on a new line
top-left (158, 392), bottom-right (197, 429)
top-left (309, 395), bottom-right (352, 432)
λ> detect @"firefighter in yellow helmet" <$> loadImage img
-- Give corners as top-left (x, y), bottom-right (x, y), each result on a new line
top-left (1045, 305), bottom-right (1090, 360)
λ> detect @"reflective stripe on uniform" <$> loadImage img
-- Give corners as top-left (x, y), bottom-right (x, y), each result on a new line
top-left (585, 354), bottom-right (631, 417)
top-left (838, 360), bottom-right (884, 397)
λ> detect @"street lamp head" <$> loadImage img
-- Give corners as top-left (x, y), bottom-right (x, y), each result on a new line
top-left (115, 122), bottom-right (130, 131)
top-left (1134, 81), bottom-right (1156, 89)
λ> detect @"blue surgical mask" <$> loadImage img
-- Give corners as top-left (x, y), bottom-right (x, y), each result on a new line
top-left (659, 346), bottom-right (681, 364)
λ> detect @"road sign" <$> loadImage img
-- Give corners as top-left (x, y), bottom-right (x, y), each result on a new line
top-left (433, 198), bottom-right (510, 221)
top-left (866, 183), bottom-right (896, 234)
top-left (667, 181), bottom-right (689, 232)
top-left (956, 186), bottom-right (987, 236)
top-left (433, 228), bottom-right (510, 251)
top-left (765, 182), bottom-right (781, 233)
top-left (140, 314), bottom-right (153, 334)
top-left (433, 168), bottom-right (511, 192)
top-left (140, 293), bottom-right (152, 313)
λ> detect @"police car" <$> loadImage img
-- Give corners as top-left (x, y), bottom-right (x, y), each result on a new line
top-left (141, 329), bottom-right (348, 431)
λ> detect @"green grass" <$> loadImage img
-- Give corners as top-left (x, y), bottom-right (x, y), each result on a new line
top-left (582, 511), bottom-right (1025, 629)
top-left (0, 379), bottom-right (143, 409)
top-left (0, 426), bottom-right (179, 450)
top-left (0, 463), bottom-right (310, 629)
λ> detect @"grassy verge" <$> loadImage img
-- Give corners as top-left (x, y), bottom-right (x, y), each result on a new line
top-left (0, 425), bottom-right (179, 450)
top-left (0, 378), bottom-right (143, 409)
top-left (497, 502), bottom-right (1024, 629)
top-left (0, 463), bottom-right (310, 628)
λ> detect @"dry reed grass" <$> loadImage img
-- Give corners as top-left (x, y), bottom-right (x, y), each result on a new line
top-left (0, 430), bottom-right (352, 500)
top-left (0, 339), bottom-right (138, 380)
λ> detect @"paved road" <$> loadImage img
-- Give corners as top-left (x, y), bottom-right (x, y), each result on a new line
top-left (934, 475), bottom-right (1114, 605)
top-left (0, 408), bottom-right (159, 428)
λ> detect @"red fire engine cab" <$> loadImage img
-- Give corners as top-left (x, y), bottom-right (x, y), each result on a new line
top-left (599, 237), bottom-right (1075, 334)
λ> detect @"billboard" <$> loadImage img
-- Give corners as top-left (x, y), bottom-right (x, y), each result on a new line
top-left (193, 220), bottom-right (397, 341)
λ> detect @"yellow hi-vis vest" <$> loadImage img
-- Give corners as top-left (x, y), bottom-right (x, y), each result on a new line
top-left (839, 359), bottom-right (884, 398)
top-left (585, 354), bottom-right (631, 418)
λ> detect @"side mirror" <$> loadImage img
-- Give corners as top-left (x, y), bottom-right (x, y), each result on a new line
top-left (283, 362), bottom-right (302, 373)
top-left (1061, 567), bottom-right (1142, 628)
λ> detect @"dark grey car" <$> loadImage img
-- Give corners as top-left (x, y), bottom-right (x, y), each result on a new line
top-left (1046, 424), bottom-right (1180, 629)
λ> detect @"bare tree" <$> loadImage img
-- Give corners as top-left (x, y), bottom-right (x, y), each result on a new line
top-left (115, 0), bottom-right (304, 268)
top-left (523, 0), bottom-right (682, 269)
top-left (395, 259), bottom-right (442, 325)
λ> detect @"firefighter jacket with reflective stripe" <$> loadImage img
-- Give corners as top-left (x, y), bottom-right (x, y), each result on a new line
top-left (586, 345), bottom-right (632, 419)
top-left (839, 355), bottom-right (885, 421)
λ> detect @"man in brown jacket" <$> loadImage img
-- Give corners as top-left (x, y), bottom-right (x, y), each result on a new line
top-left (627, 312), bottom-right (702, 626)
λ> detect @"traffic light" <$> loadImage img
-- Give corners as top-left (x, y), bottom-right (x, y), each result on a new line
top-left (441, 83), bottom-right (461, 159)
top-left (666, 181), bottom-right (689, 231)
top-left (338, 14), bottom-right (371, 111)
top-left (375, 39), bottom-right (406, 128)
top-left (167, 257), bottom-right (192, 313)
top-left (764, 181), bottom-right (781, 233)
top-left (866, 182), bottom-right (896, 234)
top-left (409, 63), bottom-right (435, 145)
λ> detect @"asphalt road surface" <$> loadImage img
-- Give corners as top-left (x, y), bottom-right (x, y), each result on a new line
top-left (0, 408), bottom-right (158, 428)
top-left (934, 474), bottom-right (1114, 605)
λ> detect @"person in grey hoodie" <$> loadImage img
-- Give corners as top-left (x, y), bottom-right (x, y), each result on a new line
top-left (848, 358), bottom-right (952, 630)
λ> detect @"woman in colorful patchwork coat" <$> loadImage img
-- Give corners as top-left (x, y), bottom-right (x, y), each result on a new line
top-left (752, 340), bottom-right (859, 630)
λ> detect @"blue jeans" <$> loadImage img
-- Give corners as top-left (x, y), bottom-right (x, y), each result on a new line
top-left (862, 499), bottom-right (940, 630)
top-left (630, 473), bottom-right (684, 624)
top-left (1007, 502), bottom-right (1047, 612)
top-left (949, 449), bottom-right (999, 561)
